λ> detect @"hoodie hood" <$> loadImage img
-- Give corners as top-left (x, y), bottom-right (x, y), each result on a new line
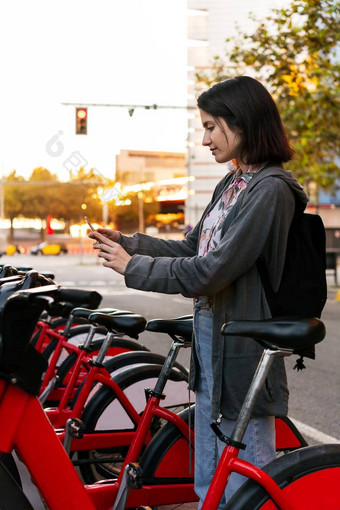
top-left (250, 164), bottom-right (309, 212)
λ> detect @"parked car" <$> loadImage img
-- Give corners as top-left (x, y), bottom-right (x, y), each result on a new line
top-left (0, 245), bottom-right (25, 256)
top-left (4, 245), bottom-right (25, 255)
top-left (31, 242), bottom-right (68, 255)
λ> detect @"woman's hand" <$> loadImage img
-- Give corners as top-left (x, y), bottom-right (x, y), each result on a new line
top-left (88, 228), bottom-right (121, 243)
top-left (91, 231), bottom-right (131, 275)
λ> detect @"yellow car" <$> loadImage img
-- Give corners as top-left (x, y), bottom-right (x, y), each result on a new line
top-left (31, 242), bottom-right (68, 255)
top-left (5, 245), bottom-right (20, 256)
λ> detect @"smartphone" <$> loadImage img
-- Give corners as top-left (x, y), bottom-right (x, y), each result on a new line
top-left (84, 216), bottom-right (102, 243)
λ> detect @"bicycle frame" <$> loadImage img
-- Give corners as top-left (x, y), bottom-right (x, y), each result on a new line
top-left (202, 443), bottom-right (295, 510)
top-left (40, 326), bottom-right (79, 392)
top-left (33, 318), bottom-right (58, 352)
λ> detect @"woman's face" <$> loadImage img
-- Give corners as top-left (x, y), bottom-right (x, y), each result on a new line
top-left (199, 109), bottom-right (241, 164)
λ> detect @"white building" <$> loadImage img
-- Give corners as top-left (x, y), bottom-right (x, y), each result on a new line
top-left (185, 0), bottom-right (287, 225)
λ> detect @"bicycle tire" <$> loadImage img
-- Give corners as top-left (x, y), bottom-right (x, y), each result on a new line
top-left (140, 404), bottom-right (195, 484)
top-left (77, 362), bottom-right (189, 484)
top-left (102, 350), bottom-right (188, 377)
top-left (73, 350), bottom-right (189, 408)
top-left (1, 453), bottom-right (21, 488)
top-left (71, 350), bottom-right (188, 409)
top-left (0, 462), bottom-right (34, 510)
top-left (225, 443), bottom-right (340, 509)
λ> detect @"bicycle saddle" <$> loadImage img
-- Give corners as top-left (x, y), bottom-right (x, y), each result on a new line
top-left (0, 265), bottom-right (16, 278)
top-left (71, 307), bottom-right (133, 320)
top-left (17, 270), bottom-right (55, 280)
top-left (221, 317), bottom-right (326, 353)
top-left (88, 312), bottom-right (147, 339)
top-left (0, 275), bottom-right (23, 285)
top-left (146, 316), bottom-right (193, 342)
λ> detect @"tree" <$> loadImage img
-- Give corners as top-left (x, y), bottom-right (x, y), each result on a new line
top-left (3, 170), bottom-right (26, 242)
top-left (114, 189), bottom-right (160, 232)
top-left (197, 0), bottom-right (340, 197)
top-left (65, 167), bottom-right (107, 225)
top-left (22, 167), bottom-right (60, 238)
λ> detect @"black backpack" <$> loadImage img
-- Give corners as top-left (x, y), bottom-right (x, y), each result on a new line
top-left (257, 208), bottom-right (327, 360)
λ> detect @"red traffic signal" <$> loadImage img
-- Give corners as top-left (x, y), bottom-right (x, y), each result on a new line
top-left (76, 107), bottom-right (87, 135)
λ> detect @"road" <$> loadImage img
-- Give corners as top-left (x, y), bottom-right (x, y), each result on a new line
top-left (1, 253), bottom-right (339, 509)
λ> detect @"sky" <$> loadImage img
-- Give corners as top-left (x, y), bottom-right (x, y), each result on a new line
top-left (0, 0), bottom-right (288, 183)
top-left (0, 0), bottom-right (188, 181)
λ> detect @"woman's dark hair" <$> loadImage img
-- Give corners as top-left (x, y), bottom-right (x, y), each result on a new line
top-left (197, 76), bottom-right (294, 164)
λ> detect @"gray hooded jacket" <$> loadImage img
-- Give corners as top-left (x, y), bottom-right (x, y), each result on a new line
top-left (120, 164), bottom-right (309, 419)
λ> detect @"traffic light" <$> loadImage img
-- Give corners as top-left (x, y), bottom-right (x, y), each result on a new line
top-left (75, 107), bottom-right (87, 134)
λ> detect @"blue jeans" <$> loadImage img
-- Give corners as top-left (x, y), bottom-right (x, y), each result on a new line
top-left (194, 305), bottom-right (276, 508)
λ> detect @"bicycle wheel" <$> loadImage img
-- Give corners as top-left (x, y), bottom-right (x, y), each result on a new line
top-left (226, 443), bottom-right (340, 509)
top-left (140, 404), bottom-right (195, 483)
top-left (77, 362), bottom-right (190, 484)
top-left (0, 462), bottom-right (33, 510)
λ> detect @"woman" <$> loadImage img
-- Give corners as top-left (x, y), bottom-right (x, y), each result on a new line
top-left (89, 76), bottom-right (308, 507)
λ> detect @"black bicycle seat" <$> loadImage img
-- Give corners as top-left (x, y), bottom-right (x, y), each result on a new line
top-left (71, 307), bottom-right (132, 320)
top-left (146, 317), bottom-right (193, 342)
top-left (17, 270), bottom-right (55, 281)
top-left (221, 317), bottom-right (325, 353)
top-left (0, 275), bottom-right (23, 285)
top-left (0, 265), bottom-right (16, 278)
top-left (88, 312), bottom-right (147, 339)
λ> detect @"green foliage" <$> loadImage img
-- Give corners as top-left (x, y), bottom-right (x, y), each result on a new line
top-left (196, 0), bottom-right (340, 193)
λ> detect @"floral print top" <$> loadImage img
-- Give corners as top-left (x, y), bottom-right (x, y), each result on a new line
top-left (199, 165), bottom-right (263, 257)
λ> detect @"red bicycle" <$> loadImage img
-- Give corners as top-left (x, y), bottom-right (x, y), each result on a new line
top-left (0, 285), bottom-right (326, 510)
top-left (199, 317), bottom-right (340, 509)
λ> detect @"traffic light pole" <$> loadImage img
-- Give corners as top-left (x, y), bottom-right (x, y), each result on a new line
top-left (62, 102), bottom-right (195, 117)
